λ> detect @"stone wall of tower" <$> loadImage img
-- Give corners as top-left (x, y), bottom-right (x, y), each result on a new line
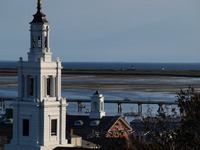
top-left (7, 99), bottom-right (68, 150)
top-left (18, 58), bottom-right (62, 102)
top-left (9, 54), bottom-right (68, 149)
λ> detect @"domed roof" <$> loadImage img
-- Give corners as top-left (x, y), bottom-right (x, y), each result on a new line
top-left (30, 0), bottom-right (48, 24)
top-left (93, 90), bottom-right (101, 95)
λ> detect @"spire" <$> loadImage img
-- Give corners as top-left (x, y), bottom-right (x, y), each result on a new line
top-left (30, 0), bottom-right (48, 24)
top-left (37, 0), bottom-right (42, 12)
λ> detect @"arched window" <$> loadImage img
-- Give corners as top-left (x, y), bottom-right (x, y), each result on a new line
top-left (74, 120), bottom-right (83, 126)
top-left (90, 120), bottom-right (100, 126)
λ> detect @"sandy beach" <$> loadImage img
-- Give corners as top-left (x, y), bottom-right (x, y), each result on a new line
top-left (62, 74), bottom-right (200, 92)
top-left (0, 69), bottom-right (199, 93)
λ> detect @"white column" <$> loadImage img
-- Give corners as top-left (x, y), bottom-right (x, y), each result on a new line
top-left (59, 99), bottom-right (67, 144)
top-left (47, 26), bottom-right (50, 51)
top-left (43, 76), bottom-right (47, 98)
top-left (55, 76), bottom-right (58, 99)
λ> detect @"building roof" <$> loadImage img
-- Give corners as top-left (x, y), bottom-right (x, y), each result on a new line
top-left (30, 0), bottom-right (48, 24)
top-left (67, 115), bottom-right (97, 134)
top-left (93, 90), bottom-right (100, 95)
top-left (97, 116), bottom-right (119, 132)
top-left (67, 115), bottom-right (132, 138)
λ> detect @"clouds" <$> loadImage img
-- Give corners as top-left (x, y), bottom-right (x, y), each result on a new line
top-left (0, 0), bottom-right (199, 62)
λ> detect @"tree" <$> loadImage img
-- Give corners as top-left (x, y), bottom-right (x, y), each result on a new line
top-left (133, 86), bottom-right (200, 150)
top-left (152, 86), bottom-right (200, 149)
top-left (175, 86), bottom-right (200, 149)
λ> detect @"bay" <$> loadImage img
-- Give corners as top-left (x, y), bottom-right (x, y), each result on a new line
top-left (0, 61), bottom-right (200, 118)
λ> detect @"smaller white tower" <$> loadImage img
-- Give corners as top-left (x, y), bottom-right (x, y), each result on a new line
top-left (89, 91), bottom-right (105, 119)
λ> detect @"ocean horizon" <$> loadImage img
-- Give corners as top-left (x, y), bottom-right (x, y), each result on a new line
top-left (0, 61), bottom-right (200, 70)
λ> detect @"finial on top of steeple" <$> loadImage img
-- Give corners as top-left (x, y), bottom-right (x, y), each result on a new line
top-left (37, 0), bottom-right (42, 12)
top-left (30, 0), bottom-right (48, 24)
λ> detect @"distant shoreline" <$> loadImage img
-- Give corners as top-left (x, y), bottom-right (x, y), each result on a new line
top-left (1, 61), bottom-right (200, 70)
top-left (63, 69), bottom-right (200, 78)
top-left (0, 68), bottom-right (200, 78)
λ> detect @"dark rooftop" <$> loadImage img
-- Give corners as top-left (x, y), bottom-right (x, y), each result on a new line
top-left (30, 0), bottom-right (48, 24)
top-left (93, 90), bottom-right (100, 95)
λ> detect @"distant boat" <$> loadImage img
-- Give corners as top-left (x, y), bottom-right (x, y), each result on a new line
top-left (131, 65), bottom-right (135, 70)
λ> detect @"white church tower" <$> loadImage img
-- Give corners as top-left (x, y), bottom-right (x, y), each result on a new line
top-left (89, 90), bottom-right (105, 119)
top-left (6, 1), bottom-right (69, 150)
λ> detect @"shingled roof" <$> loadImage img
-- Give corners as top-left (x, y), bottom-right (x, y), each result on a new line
top-left (97, 116), bottom-right (119, 132)
top-left (67, 115), bottom-right (132, 139)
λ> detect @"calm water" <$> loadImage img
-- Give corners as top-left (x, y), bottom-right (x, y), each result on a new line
top-left (0, 81), bottom-right (179, 117)
top-left (62, 89), bottom-right (177, 117)
top-left (0, 61), bottom-right (199, 118)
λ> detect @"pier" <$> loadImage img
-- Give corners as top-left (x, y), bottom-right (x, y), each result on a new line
top-left (0, 97), bottom-right (178, 115)
top-left (67, 98), bottom-right (178, 114)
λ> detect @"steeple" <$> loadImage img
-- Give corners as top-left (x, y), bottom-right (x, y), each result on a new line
top-left (5, 1), bottom-right (69, 149)
top-left (31, 0), bottom-right (48, 24)
top-left (37, 0), bottom-right (42, 12)
top-left (29, 0), bottom-right (51, 62)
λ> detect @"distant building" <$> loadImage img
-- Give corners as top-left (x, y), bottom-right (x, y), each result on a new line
top-left (67, 91), bottom-right (133, 147)
top-left (67, 115), bottom-right (132, 139)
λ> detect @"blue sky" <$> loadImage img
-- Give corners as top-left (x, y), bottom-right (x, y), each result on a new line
top-left (0, 0), bottom-right (200, 62)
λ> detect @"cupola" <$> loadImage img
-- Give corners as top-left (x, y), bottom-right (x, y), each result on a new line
top-left (89, 90), bottom-right (106, 119)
